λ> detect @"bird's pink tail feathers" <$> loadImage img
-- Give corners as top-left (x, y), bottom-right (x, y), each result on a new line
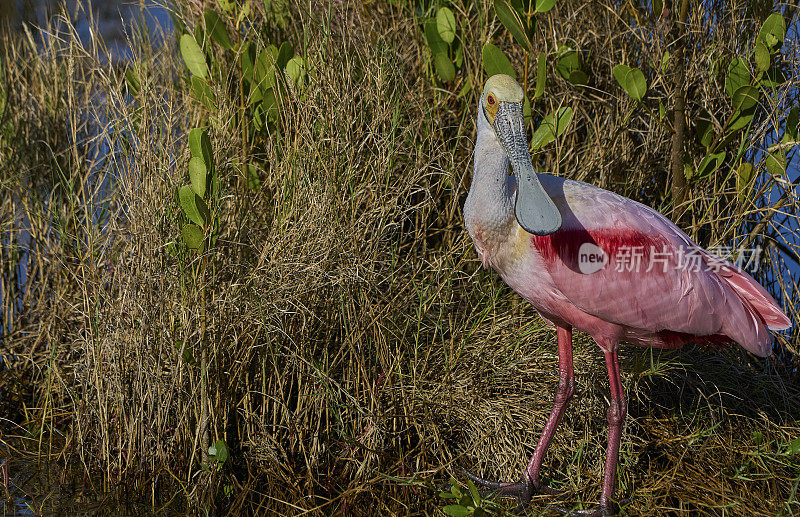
top-left (713, 258), bottom-right (791, 331)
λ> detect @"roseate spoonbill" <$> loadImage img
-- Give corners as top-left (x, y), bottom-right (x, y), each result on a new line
top-left (462, 75), bottom-right (791, 515)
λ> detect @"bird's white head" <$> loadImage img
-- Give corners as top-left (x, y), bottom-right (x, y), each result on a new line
top-left (481, 74), bottom-right (524, 126)
top-left (479, 74), bottom-right (562, 236)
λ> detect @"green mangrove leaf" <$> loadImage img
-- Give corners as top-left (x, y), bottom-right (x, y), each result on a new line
top-left (190, 75), bottom-right (216, 111)
top-left (204, 9), bottom-right (233, 50)
top-left (482, 43), bottom-right (516, 78)
top-left (695, 151), bottom-right (726, 179)
top-left (732, 85), bottom-right (759, 111)
top-left (523, 95), bottom-right (531, 124)
top-left (725, 57), bottom-right (749, 98)
top-left (535, 0), bottom-right (556, 13)
top-left (754, 40), bottom-right (770, 72)
top-left (661, 50), bottom-right (670, 74)
top-left (532, 106), bottom-right (573, 150)
top-left (684, 161), bottom-right (695, 180)
top-left (433, 52), bottom-right (456, 82)
top-left (785, 437), bottom-right (800, 455)
top-left (758, 13), bottom-right (785, 48)
top-left (193, 23), bottom-right (206, 52)
top-left (534, 51), bottom-right (546, 99)
top-left (165, 241), bottom-right (178, 259)
top-left (217, 0), bottom-right (235, 11)
top-left (249, 83), bottom-right (264, 106)
top-left (555, 47), bottom-right (580, 81)
top-left (467, 479), bottom-right (481, 506)
top-left (567, 69), bottom-right (587, 85)
top-left (494, 0), bottom-right (532, 53)
top-left (188, 128), bottom-right (203, 159)
top-left (737, 162), bottom-right (754, 184)
top-left (695, 109), bottom-right (714, 149)
top-left (276, 41), bottom-right (293, 70)
top-left (180, 34), bottom-right (208, 80)
top-left (252, 102), bottom-right (264, 131)
top-left (714, 129), bottom-right (741, 151)
top-left (189, 157), bottom-right (207, 197)
top-left (765, 33), bottom-right (778, 48)
top-left (436, 7), bottom-right (457, 44)
top-left (285, 55), bottom-right (305, 89)
top-left (179, 341), bottom-right (196, 365)
top-left (125, 67), bottom-right (140, 96)
top-left (783, 106), bottom-right (799, 143)
top-left (179, 185), bottom-right (210, 227)
top-left (240, 43), bottom-right (256, 83)
top-left (737, 162), bottom-right (754, 202)
top-left (449, 477), bottom-right (463, 497)
top-left (252, 50), bottom-right (277, 102)
top-left (728, 106), bottom-right (755, 132)
top-left (765, 150), bottom-right (786, 176)
top-left (181, 223), bottom-right (204, 249)
top-left (247, 163), bottom-right (260, 190)
top-left (613, 64), bottom-right (647, 100)
top-left (209, 439), bottom-right (229, 463)
top-left (425, 19), bottom-right (447, 54)
top-left (263, 87), bottom-right (279, 122)
top-left (760, 65), bottom-right (786, 88)
top-left (442, 506), bottom-right (471, 517)
top-left (457, 76), bottom-right (472, 98)
top-left (188, 128), bottom-right (214, 171)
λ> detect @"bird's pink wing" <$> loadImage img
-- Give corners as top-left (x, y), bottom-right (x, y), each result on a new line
top-left (529, 178), bottom-right (781, 354)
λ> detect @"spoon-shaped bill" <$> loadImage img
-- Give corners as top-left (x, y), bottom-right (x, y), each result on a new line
top-left (493, 102), bottom-right (562, 236)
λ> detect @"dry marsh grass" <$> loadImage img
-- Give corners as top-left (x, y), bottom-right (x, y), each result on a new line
top-left (1, 1), bottom-right (799, 515)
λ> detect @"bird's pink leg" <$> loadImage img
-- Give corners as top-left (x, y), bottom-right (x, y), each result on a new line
top-left (463, 325), bottom-right (574, 511)
top-left (600, 349), bottom-right (626, 508)
top-left (570, 348), bottom-right (626, 517)
top-left (571, 348), bottom-right (627, 516)
top-left (525, 325), bottom-right (575, 487)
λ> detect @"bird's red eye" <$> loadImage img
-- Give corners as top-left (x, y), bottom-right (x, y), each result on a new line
top-left (487, 95), bottom-right (496, 105)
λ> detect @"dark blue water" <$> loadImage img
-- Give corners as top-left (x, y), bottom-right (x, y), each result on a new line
top-left (1, 0), bottom-right (172, 56)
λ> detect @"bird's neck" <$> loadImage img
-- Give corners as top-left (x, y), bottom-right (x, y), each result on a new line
top-left (463, 107), bottom-right (517, 264)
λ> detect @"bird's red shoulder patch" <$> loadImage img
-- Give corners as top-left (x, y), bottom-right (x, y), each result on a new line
top-left (530, 228), bottom-right (669, 270)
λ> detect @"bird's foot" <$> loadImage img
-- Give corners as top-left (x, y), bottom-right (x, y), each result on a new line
top-left (460, 468), bottom-right (558, 514)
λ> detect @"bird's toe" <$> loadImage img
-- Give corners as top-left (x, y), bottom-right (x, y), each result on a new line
top-left (461, 467), bottom-right (565, 513)
top-left (461, 468), bottom-right (533, 505)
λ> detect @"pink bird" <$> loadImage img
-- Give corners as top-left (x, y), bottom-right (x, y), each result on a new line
top-left (462, 75), bottom-right (791, 515)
